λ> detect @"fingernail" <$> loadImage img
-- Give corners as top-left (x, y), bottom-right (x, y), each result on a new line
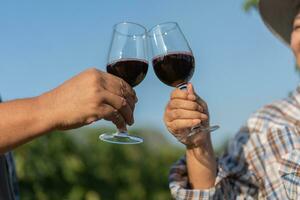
top-left (202, 114), bottom-right (208, 120)
top-left (193, 119), bottom-right (201, 124)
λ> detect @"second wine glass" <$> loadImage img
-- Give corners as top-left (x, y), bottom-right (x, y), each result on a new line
top-left (99, 22), bottom-right (148, 144)
top-left (148, 22), bottom-right (219, 138)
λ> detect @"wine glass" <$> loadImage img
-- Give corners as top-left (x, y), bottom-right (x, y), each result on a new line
top-left (148, 22), bottom-right (219, 138)
top-left (99, 22), bottom-right (148, 144)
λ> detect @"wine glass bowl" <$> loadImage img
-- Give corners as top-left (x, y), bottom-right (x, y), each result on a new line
top-left (107, 58), bottom-right (148, 87)
top-left (152, 52), bottom-right (195, 88)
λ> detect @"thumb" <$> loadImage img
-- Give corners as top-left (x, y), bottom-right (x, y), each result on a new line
top-left (187, 83), bottom-right (197, 101)
top-left (187, 82), bottom-right (195, 95)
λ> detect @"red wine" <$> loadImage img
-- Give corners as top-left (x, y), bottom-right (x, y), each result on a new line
top-left (107, 59), bottom-right (148, 87)
top-left (152, 52), bottom-right (195, 87)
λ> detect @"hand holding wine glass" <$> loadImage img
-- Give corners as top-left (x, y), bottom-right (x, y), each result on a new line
top-left (41, 68), bottom-right (137, 131)
top-left (148, 22), bottom-right (219, 141)
top-left (164, 83), bottom-right (211, 146)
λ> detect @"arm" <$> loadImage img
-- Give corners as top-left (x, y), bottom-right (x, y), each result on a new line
top-left (186, 135), bottom-right (216, 189)
top-left (0, 97), bottom-right (55, 154)
top-left (168, 130), bottom-right (258, 199)
top-left (0, 68), bottom-right (137, 154)
top-left (165, 83), bottom-right (258, 199)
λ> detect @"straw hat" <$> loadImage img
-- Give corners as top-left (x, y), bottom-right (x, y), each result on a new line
top-left (259, 0), bottom-right (300, 44)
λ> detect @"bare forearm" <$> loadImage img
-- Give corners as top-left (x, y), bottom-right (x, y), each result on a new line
top-left (186, 134), bottom-right (216, 189)
top-left (0, 96), bottom-right (55, 154)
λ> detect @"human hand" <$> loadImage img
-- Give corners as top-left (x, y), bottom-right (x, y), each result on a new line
top-left (39, 68), bottom-right (137, 131)
top-left (164, 83), bottom-right (209, 146)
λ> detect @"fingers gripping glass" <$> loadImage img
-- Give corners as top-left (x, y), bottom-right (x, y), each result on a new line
top-left (99, 22), bottom-right (148, 144)
top-left (148, 22), bottom-right (219, 137)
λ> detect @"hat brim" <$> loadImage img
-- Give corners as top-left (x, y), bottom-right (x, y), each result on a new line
top-left (259, 0), bottom-right (300, 45)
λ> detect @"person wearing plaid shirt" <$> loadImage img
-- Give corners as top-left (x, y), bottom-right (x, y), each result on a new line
top-left (164, 0), bottom-right (300, 199)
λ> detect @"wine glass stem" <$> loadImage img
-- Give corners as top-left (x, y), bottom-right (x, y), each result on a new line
top-left (116, 126), bottom-right (128, 136)
top-left (177, 83), bottom-right (188, 90)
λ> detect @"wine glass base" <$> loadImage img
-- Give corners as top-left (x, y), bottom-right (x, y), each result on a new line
top-left (99, 133), bottom-right (143, 144)
top-left (188, 125), bottom-right (220, 138)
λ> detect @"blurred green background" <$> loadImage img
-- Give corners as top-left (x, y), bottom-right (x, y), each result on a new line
top-left (15, 128), bottom-right (181, 200)
top-left (14, 127), bottom-right (227, 200)
top-left (11, 1), bottom-right (261, 200)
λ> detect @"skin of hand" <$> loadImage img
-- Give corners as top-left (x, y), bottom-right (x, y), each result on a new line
top-left (164, 83), bottom-right (209, 146)
top-left (39, 68), bottom-right (138, 131)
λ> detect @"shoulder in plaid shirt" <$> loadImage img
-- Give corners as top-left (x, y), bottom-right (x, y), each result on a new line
top-left (169, 86), bottom-right (300, 200)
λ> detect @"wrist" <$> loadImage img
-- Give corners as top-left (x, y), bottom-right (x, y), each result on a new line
top-left (185, 130), bottom-right (211, 149)
top-left (186, 134), bottom-right (215, 165)
top-left (35, 93), bottom-right (59, 132)
top-left (186, 143), bottom-right (213, 162)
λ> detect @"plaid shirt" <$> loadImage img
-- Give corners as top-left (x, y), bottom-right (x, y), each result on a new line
top-left (169, 86), bottom-right (300, 200)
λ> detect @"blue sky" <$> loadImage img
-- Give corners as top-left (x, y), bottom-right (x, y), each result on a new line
top-left (0, 0), bottom-right (299, 147)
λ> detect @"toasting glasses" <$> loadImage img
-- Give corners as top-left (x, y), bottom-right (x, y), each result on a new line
top-left (99, 22), bottom-right (148, 144)
top-left (148, 22), bottom-right (219, 137)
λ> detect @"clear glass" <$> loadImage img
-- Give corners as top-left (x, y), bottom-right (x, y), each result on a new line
top-left (148, 22), bottom-right (219, 137)
top-left (99, 22), bottom-right (148, 145)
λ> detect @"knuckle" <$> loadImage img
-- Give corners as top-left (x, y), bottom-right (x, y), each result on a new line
top-left (164, 110), bottom-right (171, 120)
top-left (118, 89), bottom-right (124, 98)
top-left (121, 81), bottom-right (133, 96)
top-left (87, 70), bottom-right (100, 84)
top-left (110, 109), bottom-right (119, 120)
top-left (97, 105), bottom-right (109, 117)
top-left (165, 120), bottom-right (171, 129)
top-left (119, 78), bottom-right (126, 86)
top-left (91, 82), bottom-right (101, 94)
top-left (117, 98), bottom-right (126, 110)
top-left (99, 76), bottom-right (107, 89)
top-left (164, 105), bottom-right (169, 115)
top-left (166, 101), bottom-right (172, 108)
top-left (167, 120), bottom-right (175, 129)
top-left (86, 67), bottom-right (99, 75)
top-left (107, 72), bottom-right (119, 81)
top-left (196, 112), bottom-right (202, 119)
top-left (172, 122), bottom-right (179, 131)
top-left (192, 103), bottom-right (198, 110)
top-left (168, 100), bottom-right (175, 109)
